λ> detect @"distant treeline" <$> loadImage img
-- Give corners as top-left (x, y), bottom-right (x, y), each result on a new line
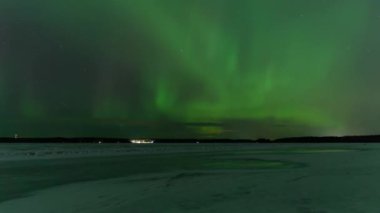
top-left (0, 137), bottom-right (260, 144)
top-left (0, 135), bottom-right (379, 143)
top-left (274, 135), bottom-right (380, 143)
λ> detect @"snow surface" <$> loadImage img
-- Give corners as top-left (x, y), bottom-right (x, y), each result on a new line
top-left (0, 143), bottom-right (379, 212)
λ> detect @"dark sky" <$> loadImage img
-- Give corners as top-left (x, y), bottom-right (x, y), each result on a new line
top-left (0, 0), bottom-right (379, 139)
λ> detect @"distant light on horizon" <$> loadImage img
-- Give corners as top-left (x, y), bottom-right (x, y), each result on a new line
top-left (130, 139), bottom-right (155, 144)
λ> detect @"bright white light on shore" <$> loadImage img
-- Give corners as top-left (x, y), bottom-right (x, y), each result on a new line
top-left (130, 139), bottom-right (154, 144)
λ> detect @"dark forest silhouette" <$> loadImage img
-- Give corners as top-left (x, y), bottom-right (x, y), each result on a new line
top-left (1, 135), bottom-right (380, 143)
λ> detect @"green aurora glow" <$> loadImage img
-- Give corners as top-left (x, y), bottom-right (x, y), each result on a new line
top-left (0, 0), bottom-right (379, 138)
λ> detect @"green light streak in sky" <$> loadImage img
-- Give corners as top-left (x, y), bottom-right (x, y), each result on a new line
top-left (0, 0), bottom-right (375, 138)
top-left (121, 0), bottom-right (369, 128)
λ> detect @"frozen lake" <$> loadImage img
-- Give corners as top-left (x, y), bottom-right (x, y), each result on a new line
top-left (0, 143), bottom-right (379, 212)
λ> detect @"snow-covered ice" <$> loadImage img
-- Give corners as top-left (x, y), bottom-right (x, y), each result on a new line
top-left (0, 143), bottom-right (379, 212)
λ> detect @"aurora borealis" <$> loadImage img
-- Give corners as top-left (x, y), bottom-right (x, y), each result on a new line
top-left (0, 0), bottom-right (379, 138)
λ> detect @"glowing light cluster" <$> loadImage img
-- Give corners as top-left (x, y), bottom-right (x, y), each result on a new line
top-left (130, 139), bottom-right (155, 144)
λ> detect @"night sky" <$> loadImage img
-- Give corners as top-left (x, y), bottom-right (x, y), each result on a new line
top-left (0, 0), bottom-right (379, 139)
